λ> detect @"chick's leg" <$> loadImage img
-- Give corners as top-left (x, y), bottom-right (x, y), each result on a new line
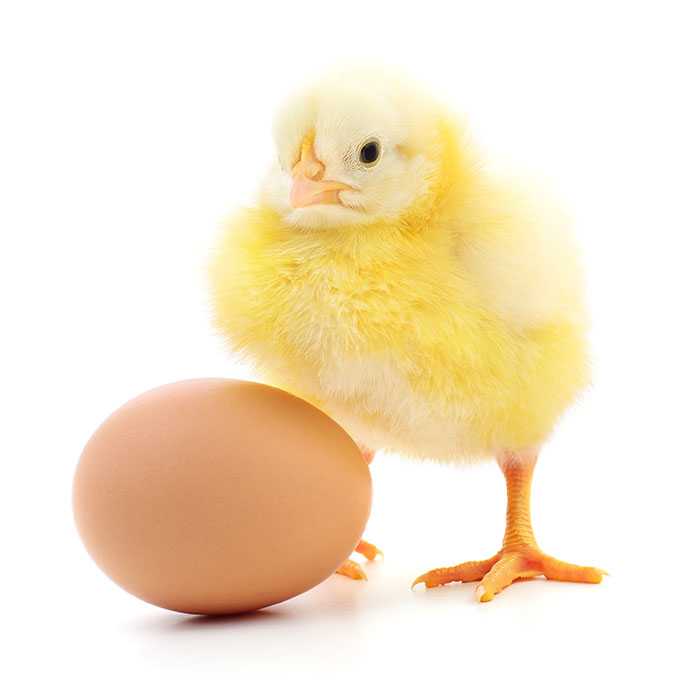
top-left (335, 448), bottom-right (383, 580)
top-left (413, 451), bottom-right (605, 601)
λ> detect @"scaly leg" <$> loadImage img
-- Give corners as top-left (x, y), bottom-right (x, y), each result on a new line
top-left (336, 448), bottom-right (383, 580)
top-left (413, 451), bottom-right (606, 602)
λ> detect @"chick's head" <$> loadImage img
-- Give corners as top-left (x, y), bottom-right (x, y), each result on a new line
top-left (262, 69), bottom-right (455, 229)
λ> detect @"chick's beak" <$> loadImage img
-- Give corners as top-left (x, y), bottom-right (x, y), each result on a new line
top-left (290, 135), bottom-right (353, 208)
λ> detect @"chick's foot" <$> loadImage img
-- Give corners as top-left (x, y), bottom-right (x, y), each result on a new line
top-left (354, 539), bottom-right (383, 561)
top-left (335, 539), bottom-right (383, 580)
top-left (412, 451), bottom-right (605, 602)
top-left (413, 546), bottom-right (605, 601)
top-left (336, 559), bottom-right (367, 580)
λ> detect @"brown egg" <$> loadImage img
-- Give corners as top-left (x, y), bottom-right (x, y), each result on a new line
top-left (73, 379), bottom-right (371, 615)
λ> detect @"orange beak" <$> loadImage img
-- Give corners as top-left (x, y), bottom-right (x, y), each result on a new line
top-left (290, 133), bottom-right (353, 208)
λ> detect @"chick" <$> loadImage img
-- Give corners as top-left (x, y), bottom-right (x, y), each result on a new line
top-left (210, 68), bottom-right (605, 601)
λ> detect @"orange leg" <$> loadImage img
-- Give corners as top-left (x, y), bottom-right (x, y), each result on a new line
top-left (413, 451), bottom-right (606, 602)
top-left (336, 447), bottom-right (382, 580)
top-left (359, 447), bottom-right (375, 465)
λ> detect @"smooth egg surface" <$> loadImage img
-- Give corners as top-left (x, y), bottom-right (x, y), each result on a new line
top-left (73, 379), bottom-right (371, 615)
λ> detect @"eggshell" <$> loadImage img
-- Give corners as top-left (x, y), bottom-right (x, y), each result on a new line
top-left (73, 379), bottom-right (371, 615)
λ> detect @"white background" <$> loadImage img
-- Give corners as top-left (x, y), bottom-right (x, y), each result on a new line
top-left (2, 1), bottom-right (699, 697)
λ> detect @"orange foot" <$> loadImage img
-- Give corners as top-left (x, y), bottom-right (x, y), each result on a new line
top-left (412, 545), bottom-right (606, 602)
top-left (335, 539), bottom-right (383, 581)
top-left (412, 451), bottom-right (606, 602)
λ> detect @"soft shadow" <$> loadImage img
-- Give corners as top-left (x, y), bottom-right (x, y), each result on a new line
top-left (129, 604), bottom-right (295, 638)
top-left (129, 575), bottom-right (371, 638)
top-left (175, 607), bottom-right (289, 628)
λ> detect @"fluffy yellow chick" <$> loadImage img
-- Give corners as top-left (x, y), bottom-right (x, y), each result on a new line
top-left (210, 68), bottom-right (605, 601)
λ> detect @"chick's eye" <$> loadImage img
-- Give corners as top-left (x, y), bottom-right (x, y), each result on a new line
top-left (359, 140), bottom-right (381, 165)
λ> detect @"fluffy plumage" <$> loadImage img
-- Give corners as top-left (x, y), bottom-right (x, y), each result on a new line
top-left (210, 69), bottom-right (589, 464)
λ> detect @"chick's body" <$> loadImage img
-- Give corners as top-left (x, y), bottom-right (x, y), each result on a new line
top-left (210, 70), bottom-right (603, 601)
top-left (212, 154), bottom-right (587, 463)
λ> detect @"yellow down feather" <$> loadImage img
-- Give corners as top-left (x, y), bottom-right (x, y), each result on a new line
top-left (210, 105), bottom-right (589, 463)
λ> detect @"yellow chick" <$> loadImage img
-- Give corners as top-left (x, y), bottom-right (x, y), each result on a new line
top-left (210, 68), bottom-right (605, 601)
